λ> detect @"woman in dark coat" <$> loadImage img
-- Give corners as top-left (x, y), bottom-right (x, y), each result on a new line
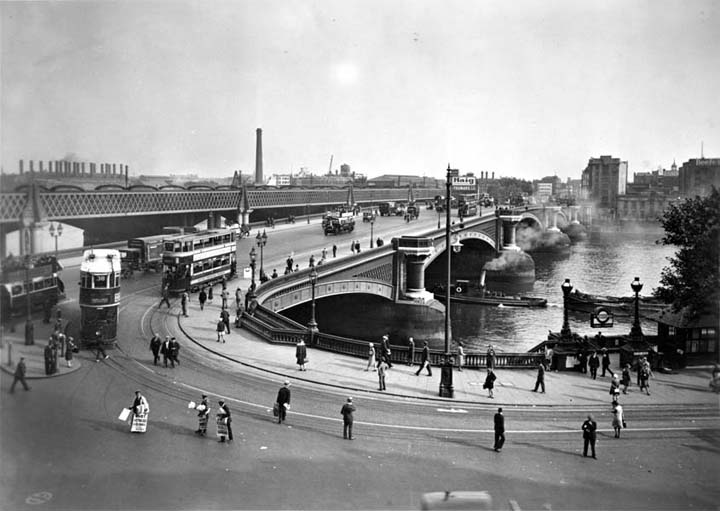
top-left (295, 339), bottom-right (307, 371)
top-left (483, 369), bottom-right (497, 398)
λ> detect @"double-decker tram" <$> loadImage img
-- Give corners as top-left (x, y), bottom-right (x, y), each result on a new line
top-left (0, 255), bottom-right (61, 321)
top-left (161, 228), bottom-right (237, 293)
top-left (79, 249), bottom-right (121, 347)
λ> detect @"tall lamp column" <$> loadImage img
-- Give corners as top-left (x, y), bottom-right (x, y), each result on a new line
top-left (560, 278), bottom-right (573, 339)
top-left (307, 268), bottom-right (319, 344)
top-left (256, 230), bottom-right (268, 280)
top-left (630, 277), bottom-right (644, 338)
top-left (370, 216), bottom-right (375, 248)
top-left (245, 247), bottom-right (257, 309)
top-left (440, 165), bottom-right (460, 398)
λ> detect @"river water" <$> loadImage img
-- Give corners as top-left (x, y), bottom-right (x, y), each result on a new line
top-left (453, 226), bottom-right (677, 352)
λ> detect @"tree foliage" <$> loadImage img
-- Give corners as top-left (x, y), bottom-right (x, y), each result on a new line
top-left (654, 187), bottom-right (720, 313)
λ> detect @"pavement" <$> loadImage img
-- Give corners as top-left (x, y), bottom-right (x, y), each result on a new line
top-left (171, 294), bottom-right (719, 408)
top-left (0, 317), bottom-right (82, 379)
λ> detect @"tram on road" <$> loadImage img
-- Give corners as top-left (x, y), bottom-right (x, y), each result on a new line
top-left (161, 228), bottom-right (237, 293)
top-left (79, 249), bottom-right (121, 347)
top-left (0, 255), bottom-right (62, 322)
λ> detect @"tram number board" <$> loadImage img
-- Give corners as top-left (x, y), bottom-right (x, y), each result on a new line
top-left (79, 290), bottom-right (119, 305)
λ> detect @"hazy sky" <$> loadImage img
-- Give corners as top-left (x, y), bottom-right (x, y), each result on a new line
top-left (2, 0), bottom-right (718, 181)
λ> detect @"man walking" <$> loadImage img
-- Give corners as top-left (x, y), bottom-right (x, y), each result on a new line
top-left (220, 308), bottom-right (231, 334)
top-left (198, 287), bottom-right (207, 310)
top-left (159, 284), bottom-right (171, 309)
top-left (533, 362), bottom-right (546, 393)
top-left (332, 244), bottom-right (337, 258)
top-left (161, 336), bottom-right (172, 367)
top-left (217, 400), bottom-right (233, 443)
top-left (276, 380), bottom-right (291, 424)
top-left (601, 348), bottom-right (614, 377)
top-left (588, 351), bottom-right (600, 380)
top-left (415, 341), bottom-right (432, 376)
top-left (9, 357), bottom-right (30, 393)
top-left (341, 397), bottom-right (356, 440)
top-left (221, 286), bottom-right (229, 310)
top-left (493, 407), bottom-right (505, 452)
top-left (377, 358), bottom-right (389, 391)
top-left (169, 337), bottom-right (180, 367)
top-left (181, 290), bottom-right (189, 317)
top-left (149, 333), bottom-right (162, 366)
top-left (582, 414), bottom-right (598, 459)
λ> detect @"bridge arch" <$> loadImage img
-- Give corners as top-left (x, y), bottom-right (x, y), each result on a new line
top-left (424, 230), bottom-right (496, 267)
top-left (261, 278), bottom-right (395, 312)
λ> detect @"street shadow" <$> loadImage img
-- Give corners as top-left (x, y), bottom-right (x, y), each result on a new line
top-left (657, 380), bottom-right (708, 392)
top-left (79, 417), bottom-right (130, 434)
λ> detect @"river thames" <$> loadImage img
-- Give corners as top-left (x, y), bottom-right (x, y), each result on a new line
top-left (453, 225), bottom-right (677, 352)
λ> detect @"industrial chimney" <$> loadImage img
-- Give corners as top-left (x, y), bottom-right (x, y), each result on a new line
top-left (255, 128), bottom-right (263, 184)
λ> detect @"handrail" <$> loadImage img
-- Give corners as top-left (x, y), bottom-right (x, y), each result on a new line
top-left (240, 305), bottom-right (544, 369)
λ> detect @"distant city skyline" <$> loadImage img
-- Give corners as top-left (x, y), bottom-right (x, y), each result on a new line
top-left (2, 1), bottom-right (718, 182)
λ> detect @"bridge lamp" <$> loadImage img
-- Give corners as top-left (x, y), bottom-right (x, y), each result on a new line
top-left (307, 268), bottom-right (319, 344)
top-left (245, 247), bottom-right (257, 309)
top-left (49, 222), bottom-right (63, 260)
top-left (451, 236), bottom-right (463, 253)
top-left (370, 215), bottom-right (375, 249)
top-left (256, 229), bottom-right (268, 279)
top-left (630, 277), bottom-right (644, 338)
top-left (560, 278), bottom-right (573, 339)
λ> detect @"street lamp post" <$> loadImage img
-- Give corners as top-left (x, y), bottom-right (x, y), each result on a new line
top-left (440, 165), bottom-right (460, 398)
top-left (370, 216), bottom-right (375, 248)
top-left (307, 267), bottom-right (319, 345)
top-left (560, 278), bottom-right (573, 339)
top-left (49, 222), bottom-right (63, 260)
top-left (256, 230), bottom-right (268, 280)
top-left (630, 277), bottom-right (644, 338)
top-left (245, 247), bottom-right (257, 309)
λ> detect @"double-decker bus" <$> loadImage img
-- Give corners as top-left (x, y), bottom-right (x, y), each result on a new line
top-left (0, 255), bottom-right (62, 322)
top-left (161, 228), bottom-right (237, 293)
top-left (458, 193), bottom-right (478, 217)
top-left (79, 249), bottom-right (121, 347)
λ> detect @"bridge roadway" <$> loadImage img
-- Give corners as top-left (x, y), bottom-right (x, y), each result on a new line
top-left (1, 214), bottom-right (718, 510)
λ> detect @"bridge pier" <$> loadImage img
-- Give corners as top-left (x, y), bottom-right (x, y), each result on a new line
top-left (395, 236), bottom-right (435, 302)
top-left (561, 206), bottom-right (588, 241)
top-left (544, 206), bottom-right (561, 233)
top-left (483, 214), bottom-right (535, 287)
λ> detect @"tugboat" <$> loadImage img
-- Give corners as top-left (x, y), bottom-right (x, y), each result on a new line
top-left (433, 279), bottom-right (547, 308)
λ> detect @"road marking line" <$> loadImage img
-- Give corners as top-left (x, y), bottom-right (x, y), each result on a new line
top-left (178, 383), bottom-right (719, 433)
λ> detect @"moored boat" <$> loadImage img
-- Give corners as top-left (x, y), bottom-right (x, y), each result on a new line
top-left (568, 289), bottom-right (667, 314)
top-left (434, 292), bottom-right (548, 308)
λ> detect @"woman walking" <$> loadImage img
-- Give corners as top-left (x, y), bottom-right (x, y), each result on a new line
top-left (611, 401), bottom-right (625, 438)
top-left (621, 364), bottom-right (632, 394)
top-left (457, 343), bottom-right (465, 372)
top-left (365, 343), bottom-right (376, 371)
top-left (483, 369), bottom-right (497, 398)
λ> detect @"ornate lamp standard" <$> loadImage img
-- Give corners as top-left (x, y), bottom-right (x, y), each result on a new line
top-left (49, 222), bottom-right (63, 260)
top-left (630, 277), bottom-right (644, 338)
top-left (369, 215), bottom-right (375, 248)
top-left (560, 278), bottom-right (573, 339)
top-left (307, 267), bottom-right (319, 344)
top-left (256, 229), bottom-right (268, 279)
top-left (440, 165), bottom-right (461, 398)
top-left (245, 247), bottom-right (257, 309)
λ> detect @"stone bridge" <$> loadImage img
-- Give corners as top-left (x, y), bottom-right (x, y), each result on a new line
top-left (249, 206), bottom-right (588, 344)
